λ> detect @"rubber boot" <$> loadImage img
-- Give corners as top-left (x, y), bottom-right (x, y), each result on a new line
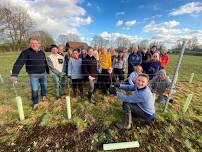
top-left (88, 92), bottom-right (95, 104)
top-left (79, 85), bottom-right (83, 98)
top-left (73, 88), bottom-right (77, 98)
top-left (115, 110), bottom-right (132, 129)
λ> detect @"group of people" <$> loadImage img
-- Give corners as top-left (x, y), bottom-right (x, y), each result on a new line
top-left (10, 37), bottom-right (172, 129)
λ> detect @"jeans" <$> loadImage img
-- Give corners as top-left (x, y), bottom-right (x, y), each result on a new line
top-left (29, 73), bottom-right (47, 105)
top-left (51, 74), bottom-right (66, 98)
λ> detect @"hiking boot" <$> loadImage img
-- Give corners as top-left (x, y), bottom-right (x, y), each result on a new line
top-left (88, 97), bottom-right (95, 104)
top-left (169, 99), bottom-right (174, 103)
top-left (33, 104), bottom-right (39, 111)
top-left (88, 92), bottom-right (95, 104)
top-left (41, 96), bottom-right (47, 102)
top-left (79, 92), bottom-right (83, 99)
top-left (115, 111), bottom-right (132, 129)
top-left (55, 96), bottom-right (61, 101)
top-left (73, 88), bottom-right (77, 98)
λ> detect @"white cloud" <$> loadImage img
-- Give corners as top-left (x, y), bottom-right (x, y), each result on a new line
top-left (116, 20), bottom-right (124, 27)
top-left (100, 32), bottom-right (143, 43)
top-left (116, 11), bottom-right (125, 16)
top-left (143, 20), bottom-right (180, 32)
top-left (143, 20), bottom-right (202, 47)
top-left (143, 14), bottom-right (163, 22)
top-left (125, 20), bottom-right (136, 27)
top-left (71, 16), bottom-right (93, 26)
top-left (3, 0), bottom-right (93, 37)
top-left (116, 20), bottom-right (136, 29)
top-left (170, 2), bottom-right (202, 16)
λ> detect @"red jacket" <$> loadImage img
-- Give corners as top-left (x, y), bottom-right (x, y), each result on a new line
top-left (160, 53), bottom-right (169, 68)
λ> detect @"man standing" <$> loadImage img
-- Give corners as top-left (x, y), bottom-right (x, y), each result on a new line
top-left (10, 38), bottom-right (49, 110)
top-left (127, 46), bottom-right (142, 77)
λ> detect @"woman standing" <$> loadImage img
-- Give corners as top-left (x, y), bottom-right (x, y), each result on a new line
top-left (83, 47), bottom-right (99, 103)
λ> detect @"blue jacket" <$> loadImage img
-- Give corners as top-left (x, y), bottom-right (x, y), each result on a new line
top-left (68, 57), bottom-right (82, 79)
top-left (116, 84), bottom-right (155, 116)
top-left (128, 52), bottom-right (142, 75)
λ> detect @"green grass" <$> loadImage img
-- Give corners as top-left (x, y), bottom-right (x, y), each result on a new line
top-left (0, 52), bottom-right (202, 151)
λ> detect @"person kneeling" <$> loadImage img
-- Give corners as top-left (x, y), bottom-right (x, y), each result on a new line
top-left (149, 69), bottom-right (173, 103)
top-left (109, 73), bottom-right (155, 129)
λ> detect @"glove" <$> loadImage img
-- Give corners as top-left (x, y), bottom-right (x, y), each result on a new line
top-left (10, 76), bottom-right (17, 82)
top-left (109, 87), bottom-right (117, 95)
top-left (114, 82), bottom-right (120, 88)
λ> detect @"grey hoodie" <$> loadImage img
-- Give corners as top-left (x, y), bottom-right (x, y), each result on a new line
top-left (149, 69), bottom-right (171, 95)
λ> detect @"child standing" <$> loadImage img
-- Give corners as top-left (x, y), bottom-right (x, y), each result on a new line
top-left (128, 65), bottom-right (143, 85)
top-left (112, 51), bottom-right (125, 83)
top-left (47, 45), bottom-right (65, 100)
top-left (68, 49), bottom-right (83, 98)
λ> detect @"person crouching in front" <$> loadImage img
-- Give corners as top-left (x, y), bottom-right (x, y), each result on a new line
top-left (109, 73), bottom-right (155, 129)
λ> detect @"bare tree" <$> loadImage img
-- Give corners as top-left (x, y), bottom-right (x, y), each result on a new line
top-left (176, 38), bottom-right (187, 50)
top-left (0, 4), bottom-right (34, 51)
top-left (91, 35), bottom-right (109, 48)
top-left (149, 40), bottom-right (163, 49)
top-left (187, 37), bottom-right (199, 50)
top-left (115, 37), bottom-right (131, 48)
top-left (58, 33), bottom-right (80, 44)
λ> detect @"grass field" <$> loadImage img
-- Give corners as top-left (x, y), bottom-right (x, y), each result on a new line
top-left (0, 52), bottom-right (202, 151)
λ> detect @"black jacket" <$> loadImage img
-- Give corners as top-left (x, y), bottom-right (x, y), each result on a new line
top-left (82, 55), bottom-right (98, 81)
top-left (12, 48), bottom-right (49, 76)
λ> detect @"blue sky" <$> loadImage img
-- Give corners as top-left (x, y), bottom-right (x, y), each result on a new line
top-left (4, 0), bottom-right (202, 47)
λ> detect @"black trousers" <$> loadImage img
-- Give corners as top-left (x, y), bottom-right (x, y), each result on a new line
top-left (122, 102), bottom-right (154, 121)
top-left (113, 68), bottom-right (125, 81)
top-left (100, 69), bottom-right (110, 92)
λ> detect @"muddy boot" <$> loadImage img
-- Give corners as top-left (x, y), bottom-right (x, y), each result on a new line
top-left (73, 88), bottom-right (77, 98)
top-left (79, 92), bottom-right (83, 99)
top-left (88, 92), bottom-right (95, 104)
top-left (115, 110), bottom-right (132, 129)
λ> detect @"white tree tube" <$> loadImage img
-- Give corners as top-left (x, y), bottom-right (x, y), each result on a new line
top-left (0, 74), bottom-right (4, 83)
top-left (16, 96), bottom-right (24, 121)
top-left (189, 73), bottom-right (194, 83)
top-left (66, 96), bottom-right (71, 119)
top-left (183, 94), bottom-right (193, 113)
top-left (103, 141), bottom-right (139, 151)
top-left (153, 93), bottom-right (156, 102)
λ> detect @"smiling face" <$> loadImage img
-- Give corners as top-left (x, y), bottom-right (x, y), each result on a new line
top-left (87, 48), bottom-right (94, 57)
top-left (72, 50), bottom-right (79, 59)
top-left (135, 66), bottom-right (143, 74)
top-left (102, 47), bottom-right (107, 53)
top-left (135, 75), bottom-right (149, 89)
top-left (51, 47), bottom-right (58, 54)
top-left (159, 72), bottom-right (166, 80)
top-left (30, 39), bottom-right (40, 51)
